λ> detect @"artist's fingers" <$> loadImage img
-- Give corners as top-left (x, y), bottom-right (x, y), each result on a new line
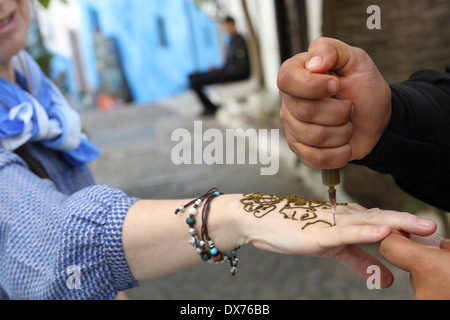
top-left (338, 206), bottom-right (437, 237)
top-left (283, 128), bottom-right (352, 169)
top-left (282, 105), bottom-right (353, 148)
top-left (305, 37), bottom-right (374, 76)
top-left (278, 53), bottom-right (341, 99)
top-left (410, 233), bottom-right (444, 247)
top-left (379, 232), bottom-right (423, 272)
top-left (280, 93), bottom-right (354, 126)
top-left (334, 244), bottom-right (394, 288)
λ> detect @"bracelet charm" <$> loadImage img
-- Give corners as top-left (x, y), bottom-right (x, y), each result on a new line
top-left (176, 188), bottom-right (240, 276)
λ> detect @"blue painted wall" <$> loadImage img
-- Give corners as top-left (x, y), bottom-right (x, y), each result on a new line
top-left (76, 0), bottom-right (223, 104)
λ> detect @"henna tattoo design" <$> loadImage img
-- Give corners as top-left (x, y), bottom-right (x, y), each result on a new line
top-left (240, 193), bottom-right (347, 230)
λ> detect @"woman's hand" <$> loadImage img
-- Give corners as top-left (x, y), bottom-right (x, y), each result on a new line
top-left (235, 195), bottom-right (437, 288)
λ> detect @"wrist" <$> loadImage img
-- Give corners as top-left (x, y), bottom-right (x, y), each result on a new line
top-left (207, 194), bottom-right (249, 252)
top-left (353, 85), bottom-right (392, 161)
top-left (208, 193), bottom-right (292, 254)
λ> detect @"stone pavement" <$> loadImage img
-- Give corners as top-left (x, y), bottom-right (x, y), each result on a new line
top-left (79, 91), bottom-right (414, 300)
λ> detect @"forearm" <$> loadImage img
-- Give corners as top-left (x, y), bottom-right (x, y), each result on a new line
top-left (122, 192), bottom-right (339, 281)
top-left (122, 194), bottom-right (247, 281)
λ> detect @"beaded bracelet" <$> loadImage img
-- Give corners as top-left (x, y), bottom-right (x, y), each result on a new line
top-left (175, 188), bottom-right (240, 276)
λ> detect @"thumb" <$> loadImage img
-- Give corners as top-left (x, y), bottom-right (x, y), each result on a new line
top-left (305, 37), bottom-right (370, 76)
top-left (380, 232), bottom-right (423, 272)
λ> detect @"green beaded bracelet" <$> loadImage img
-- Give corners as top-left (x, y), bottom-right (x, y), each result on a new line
top-left (176, 188), bottom-right (240, 275)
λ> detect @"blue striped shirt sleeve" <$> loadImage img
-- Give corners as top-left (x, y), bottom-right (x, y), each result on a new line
top-left (0, 150), bottom-right (139, 299)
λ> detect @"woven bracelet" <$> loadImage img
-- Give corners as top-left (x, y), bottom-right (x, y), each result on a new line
top-left (175, 188), bottom-right (240, 276)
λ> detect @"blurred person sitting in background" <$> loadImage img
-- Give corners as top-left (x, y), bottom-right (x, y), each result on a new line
top-left (189, 16), bottom-right (251, 116)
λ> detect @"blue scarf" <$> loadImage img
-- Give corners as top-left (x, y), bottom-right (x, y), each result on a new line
top-left (0, 50), bottom-right (99, 167)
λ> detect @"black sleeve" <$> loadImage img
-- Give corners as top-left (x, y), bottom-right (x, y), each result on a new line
top-left (225, 35), bottom-right (251, 79)
top-left (352, 68), bottom-right (450, 211)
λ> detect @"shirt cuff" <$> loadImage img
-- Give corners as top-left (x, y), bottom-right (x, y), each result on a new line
top-left (63, 185), bottom-right (140, 299)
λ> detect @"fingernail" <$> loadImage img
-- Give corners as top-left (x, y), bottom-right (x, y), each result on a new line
top-left (418, 218), bottom-right (435, 228)
top-left (328, 79), bottom-right (339, 93)
top-left (306, 56), bottom-right (323, 70)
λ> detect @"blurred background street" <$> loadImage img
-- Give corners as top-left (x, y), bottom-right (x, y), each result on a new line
top-left (30, 0), bottom-right (450, 300)
top-left (80, 92), bottom-right (415, 300)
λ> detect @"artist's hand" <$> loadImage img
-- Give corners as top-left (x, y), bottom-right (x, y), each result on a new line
top-left (380, 231), bottom-right (450, 299)
top-left (278, 37), bottom-right (392, 169)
